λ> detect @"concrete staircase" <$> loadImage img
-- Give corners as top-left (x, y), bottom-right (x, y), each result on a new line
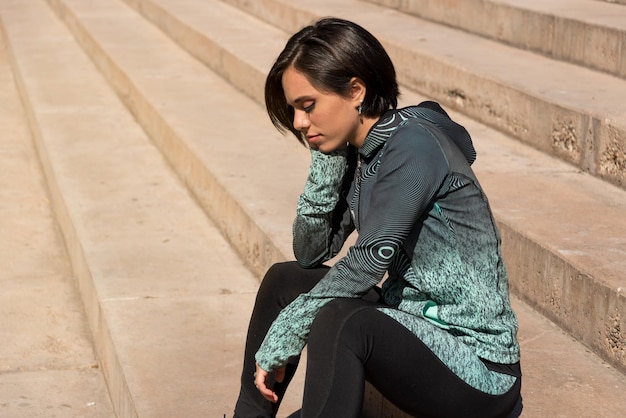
top-left (1, 0), bottom-right (625, 417)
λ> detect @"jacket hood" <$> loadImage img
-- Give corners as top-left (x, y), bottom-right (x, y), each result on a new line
top-left (360, 101), bottom-right (477, 165)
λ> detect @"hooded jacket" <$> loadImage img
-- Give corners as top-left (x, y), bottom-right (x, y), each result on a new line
top-left (256, 103), bottom-right (521, 394)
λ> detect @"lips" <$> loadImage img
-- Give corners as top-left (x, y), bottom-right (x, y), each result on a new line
top-left (307, 134), bottom-right (321, 144)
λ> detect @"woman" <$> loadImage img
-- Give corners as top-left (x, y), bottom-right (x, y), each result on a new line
top-left (234, 17), bottom-right (522, 418)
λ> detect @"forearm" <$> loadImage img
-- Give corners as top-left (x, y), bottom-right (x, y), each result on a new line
top-left (254, 249), bottom-right (384, 372)
top-left (255, 293), bottom-right (327, 371)
top-left (293, 148), bottom-right (352, 266)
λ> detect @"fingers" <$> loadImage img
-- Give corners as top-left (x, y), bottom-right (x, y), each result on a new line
top-left (274, 366), bottom-right (286, 383)
top-left (254, 364), bottom-right (279, 403)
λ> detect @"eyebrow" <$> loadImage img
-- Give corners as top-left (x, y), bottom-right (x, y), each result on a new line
top-left (289, 95), bottom-right (314, 106)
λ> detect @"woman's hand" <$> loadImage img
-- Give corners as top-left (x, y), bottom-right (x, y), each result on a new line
top-left (254, 363), bottom-right (285, 403)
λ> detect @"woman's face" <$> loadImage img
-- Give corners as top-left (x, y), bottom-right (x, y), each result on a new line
top-left (282, 65), bottom-right (370, 152)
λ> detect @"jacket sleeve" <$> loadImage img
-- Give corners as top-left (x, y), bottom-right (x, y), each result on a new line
top-left (292, 148), bottom-right (355, 267)
top-left (256, 123), bottom-right (449, 372)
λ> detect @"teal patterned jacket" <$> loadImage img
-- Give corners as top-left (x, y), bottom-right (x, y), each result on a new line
top-left (256, 104), bottom-right (521, 394)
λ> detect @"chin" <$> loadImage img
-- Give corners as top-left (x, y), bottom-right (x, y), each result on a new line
top-left (317, 142), bottom-right (345, 154)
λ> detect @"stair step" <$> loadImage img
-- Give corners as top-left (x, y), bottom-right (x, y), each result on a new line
top-left (366, 0), bottom-right (626, 79)
top-left (0, 19), bottom-right (114, 417)
top-left (0, 0), bottom-right (291, 415)
top-left (51, 0), bottom-right (312, 278)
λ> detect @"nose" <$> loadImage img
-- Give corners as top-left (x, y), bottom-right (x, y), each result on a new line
top-left (293, 109), bottom-right (310, 131)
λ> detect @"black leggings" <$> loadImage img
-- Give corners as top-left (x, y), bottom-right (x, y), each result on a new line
top-left (233, 262), bottom-right (522, 418)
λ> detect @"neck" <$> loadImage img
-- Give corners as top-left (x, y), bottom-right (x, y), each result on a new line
top-left (351, 115), bottom-right (380, 148)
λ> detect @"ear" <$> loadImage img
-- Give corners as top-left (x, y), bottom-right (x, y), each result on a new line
top-left (349, 77), bottom-right (366, 104)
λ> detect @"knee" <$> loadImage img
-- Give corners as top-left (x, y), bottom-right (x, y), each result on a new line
top-left (256, 262), bottom-right (298, 306)
top-left (260, 262), bottom-right (299, 291)
top-left (257, 261), bottom-right (325, 308)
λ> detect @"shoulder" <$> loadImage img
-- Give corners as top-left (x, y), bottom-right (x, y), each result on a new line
top-left (385, 120), bottom-right (447, 162)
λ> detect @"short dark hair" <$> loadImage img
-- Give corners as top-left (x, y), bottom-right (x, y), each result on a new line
top-left (265, 17), bottom-right (399, 143)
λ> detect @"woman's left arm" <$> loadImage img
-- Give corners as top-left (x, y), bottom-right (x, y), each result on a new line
top-left (256, 123), bottom-right (449, 372)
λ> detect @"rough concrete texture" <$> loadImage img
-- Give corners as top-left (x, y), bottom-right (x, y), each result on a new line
top-left (1, 0), bottom-right (626, 417)
top-left (0, 0), bottom-right (300, 416)
top-left (365, 0), bottom-right (626, 79)
top-left (0, 24), bottom-right (114, 417)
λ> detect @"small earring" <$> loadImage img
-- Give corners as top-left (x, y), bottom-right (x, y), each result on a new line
top-left (357, 103), bottom-right (363, 116)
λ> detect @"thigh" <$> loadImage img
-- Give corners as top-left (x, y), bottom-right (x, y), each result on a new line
top-left (361, 310), bottom-right (520, 418)
top-left (305, 299), bottom-right (521, 418)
